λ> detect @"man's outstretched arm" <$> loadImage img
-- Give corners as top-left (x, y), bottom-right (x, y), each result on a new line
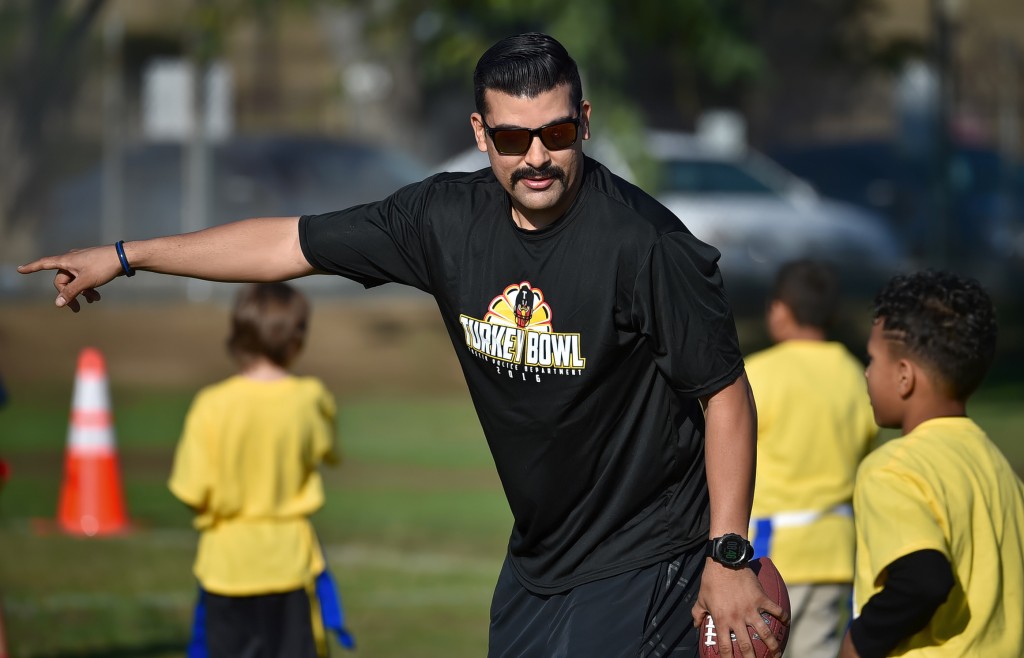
top-left (17, 216), bottom-right (312, 311)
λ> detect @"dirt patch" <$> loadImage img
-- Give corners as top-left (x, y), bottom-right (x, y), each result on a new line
top-left (0, 297), bottom-right (467, 396)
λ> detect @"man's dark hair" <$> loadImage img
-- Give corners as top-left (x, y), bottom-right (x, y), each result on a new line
top-left (473, 32), bottom-right (582, 117)
top-left (771, 259), bottom-right (840, 330)
top-left (873, 270), bottom-right (997, 399)
top-left (228, 282), bottom-right (310, 368)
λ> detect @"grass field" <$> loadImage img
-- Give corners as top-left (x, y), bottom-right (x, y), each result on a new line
top-left (1, 297), bottom-right (1022, 657)
top-left (1, 391), bottom-right (510, 658)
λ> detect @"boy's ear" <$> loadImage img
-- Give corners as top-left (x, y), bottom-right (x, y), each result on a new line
top-left (896, 358), bottom-right (916, 398)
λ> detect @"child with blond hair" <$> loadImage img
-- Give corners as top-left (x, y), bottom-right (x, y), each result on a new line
top-left (171, 282), bottom-right (345, 657)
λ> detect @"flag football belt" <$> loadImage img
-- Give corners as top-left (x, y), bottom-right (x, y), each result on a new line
top-left (751, 503), bottom-right (853, 559)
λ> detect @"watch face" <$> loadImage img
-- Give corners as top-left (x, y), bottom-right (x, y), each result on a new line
top-left (720, 536), bottom-right (746, 563)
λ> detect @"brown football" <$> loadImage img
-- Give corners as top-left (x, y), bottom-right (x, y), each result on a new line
top-left (698, 557), bottom-right (791, 658)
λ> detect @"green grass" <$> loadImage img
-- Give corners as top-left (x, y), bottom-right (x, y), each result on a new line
top-left (1, 383), bottom-right (1022, 657)
top-left (0, 390), bottom-right (509, 658)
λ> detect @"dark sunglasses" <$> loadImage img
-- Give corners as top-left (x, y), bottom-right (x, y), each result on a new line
top-left (482, 105), bottom-right (583, 156)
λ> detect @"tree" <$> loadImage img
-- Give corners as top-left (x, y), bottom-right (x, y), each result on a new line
top-left (0, 0), bottom-right (319, 253)
top-left (0, 0), bottom-right (106, 250)
top-left (349, 0), bottom-right (763, 185)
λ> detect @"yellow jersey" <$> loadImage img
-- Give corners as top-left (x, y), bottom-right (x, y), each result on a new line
top-left (853, 417), bottom-right (1024, 656)
top-left (169, 374), bottom-right (337, 596)
top-left (746, 340), bottom-right (877, 584)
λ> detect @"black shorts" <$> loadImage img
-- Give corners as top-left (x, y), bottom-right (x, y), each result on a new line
top-left (488, 543), bottom-right (705, 657)
top-left (203, 587), bottom-right (319, 658)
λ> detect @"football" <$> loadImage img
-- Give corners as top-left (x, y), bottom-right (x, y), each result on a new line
top-left (698, 557), bottom-right (791, 658)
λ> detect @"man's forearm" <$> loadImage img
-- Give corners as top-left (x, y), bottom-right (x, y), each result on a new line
top-left (123, 216), bottom-right (312, 282)
top-left (701, 371), bottom-right (757, 536)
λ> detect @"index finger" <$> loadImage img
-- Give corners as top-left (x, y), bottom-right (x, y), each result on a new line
top-left (17, 257), bottom-right (62, 274)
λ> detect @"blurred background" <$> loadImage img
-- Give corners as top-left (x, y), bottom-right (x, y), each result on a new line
top-left (0, 1), bottom-right (1022, 657)
top-left (0, 0), bottom-right (1019, 298)
top-left (1, 0), bottom-right (1023, 299)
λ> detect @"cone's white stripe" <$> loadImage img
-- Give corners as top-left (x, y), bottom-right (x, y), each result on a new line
top-left (68, 367), bottom-right (115, 450)
top-left (72, 377), bottom-right (111, 416)
top-left (67, 426), bottom-right (115, 451)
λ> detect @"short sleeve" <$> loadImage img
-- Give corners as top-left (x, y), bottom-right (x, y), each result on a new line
top-left (299, 178), bottom-right (435, 291)
top-left (312, 381), bottom-right (339, 466)
top-left (630, 232), bottom-right (743, 397)
top-left (168, 395), bottom-right (212, 510)
top-left (854, 462), bottom-right (950, 588)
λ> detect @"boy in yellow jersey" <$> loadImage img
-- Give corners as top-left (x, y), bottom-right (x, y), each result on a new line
top-left (745, 260), bottom-right (878, 658)
top-left (839, 270), bottom-right (1024, 658)
top-left (170, 283), bottom-right (343, 658)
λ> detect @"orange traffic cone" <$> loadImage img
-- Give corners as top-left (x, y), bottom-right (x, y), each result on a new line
top-left (57, 347), bottom-right (129, 536)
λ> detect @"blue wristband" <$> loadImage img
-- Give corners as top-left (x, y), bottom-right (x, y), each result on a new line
top-left (114, 240), bottom-right (135, 277)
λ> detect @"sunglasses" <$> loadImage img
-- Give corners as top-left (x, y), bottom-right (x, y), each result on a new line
top-left (482, 105), bottom-right (582, 156)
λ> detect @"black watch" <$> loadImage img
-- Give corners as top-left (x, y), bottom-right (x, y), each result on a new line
top-left (706, 533), bottom-right (754, 568)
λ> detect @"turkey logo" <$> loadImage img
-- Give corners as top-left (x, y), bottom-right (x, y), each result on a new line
top-left (513, 285), bottom-right (540, 327)
top-left (485, 281), bottom-right (552, 331)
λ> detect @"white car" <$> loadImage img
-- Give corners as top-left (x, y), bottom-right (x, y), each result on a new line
top-left (647, 130), bottom-right (907, 300)
top-left (436, 129), bottom-right (906, 303)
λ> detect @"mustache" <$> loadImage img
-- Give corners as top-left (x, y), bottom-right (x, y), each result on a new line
top-left (510, 164), bottom-right (567, 188)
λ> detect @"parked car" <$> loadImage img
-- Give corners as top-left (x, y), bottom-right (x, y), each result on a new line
top-left (41, 135), bottom-right (431, 253)
top-left (647, 130), bottom-right (908, 305)
top-left (767, 139), bottom-right (1024, 264)
top-left (439, 130), bottom-right (906, 296)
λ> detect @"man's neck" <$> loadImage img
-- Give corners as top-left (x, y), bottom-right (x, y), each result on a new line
top-left (512, 205), bottom-right (558, 231)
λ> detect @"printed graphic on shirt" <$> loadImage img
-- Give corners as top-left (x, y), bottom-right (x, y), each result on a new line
top-left (459, 281), bottom-right (586, 380)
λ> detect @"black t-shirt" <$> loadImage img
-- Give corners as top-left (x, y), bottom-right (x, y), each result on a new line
top-left (299, 158), bottom-right (744, 594)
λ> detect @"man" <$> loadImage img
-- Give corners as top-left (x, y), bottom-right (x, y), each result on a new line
top-left (20, 33), bottom-right (783, 657)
